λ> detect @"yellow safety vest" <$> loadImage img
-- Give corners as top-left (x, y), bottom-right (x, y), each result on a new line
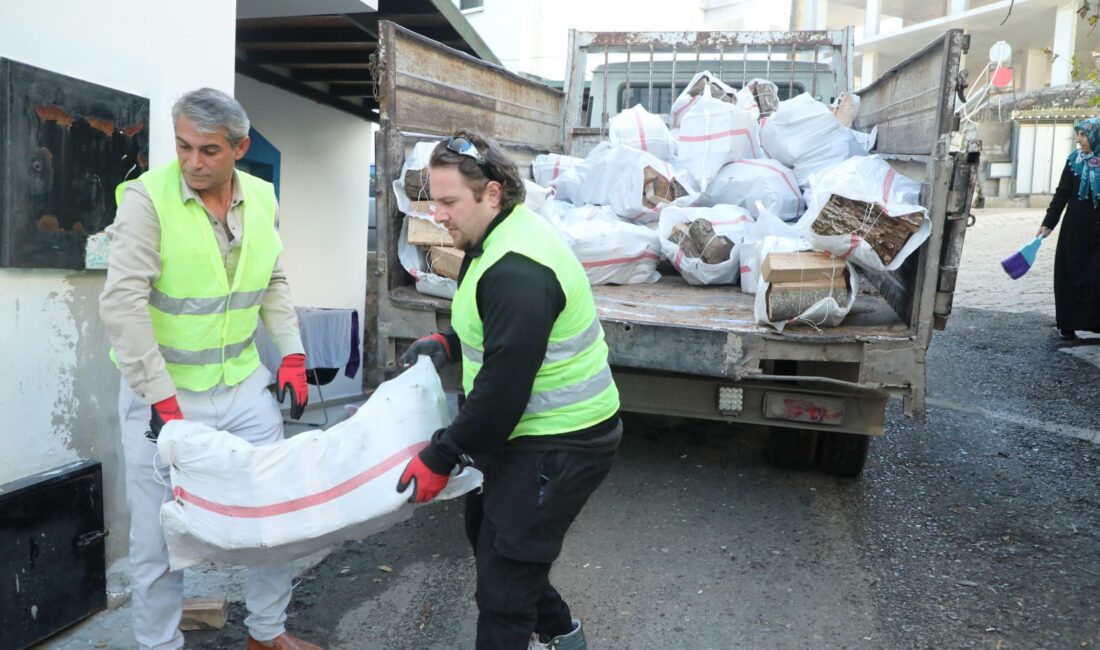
top-left (451, 204), bottom-right (619, 438)
top-left (112, 161), bottom-right (281, 391)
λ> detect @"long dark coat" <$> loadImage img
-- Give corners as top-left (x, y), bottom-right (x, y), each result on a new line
top-left (1043, 161), bottom-right (1100, 332)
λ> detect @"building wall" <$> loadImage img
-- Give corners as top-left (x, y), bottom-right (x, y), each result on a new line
top-left (234, 75), bottom-right (375, 403)
top-left (0, 1), bottom-right (236, 566)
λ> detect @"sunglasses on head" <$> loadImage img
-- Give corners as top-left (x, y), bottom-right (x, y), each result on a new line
top-left (446, 136), bottom-right (487, 166)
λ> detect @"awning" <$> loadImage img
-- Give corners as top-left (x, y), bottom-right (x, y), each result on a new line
top-left (235, 0), bottom-right (497, 122)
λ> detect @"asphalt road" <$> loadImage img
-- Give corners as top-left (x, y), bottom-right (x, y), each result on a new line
top-left (187, 208), bottom-right (1100, 649)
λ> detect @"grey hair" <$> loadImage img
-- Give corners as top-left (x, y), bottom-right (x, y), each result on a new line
top-left (171, 87), bottom-right (250, 147)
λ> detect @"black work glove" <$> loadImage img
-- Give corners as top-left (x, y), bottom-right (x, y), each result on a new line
top-left (398, 333), bottom-right (453, 371)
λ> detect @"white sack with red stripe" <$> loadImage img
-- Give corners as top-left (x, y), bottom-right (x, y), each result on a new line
top-left (157, 358), bottom-right (482, 570)
top-left (567, 142), bottom-right (698, 225)
top-left (609, 105), bottom-right (675, 161)
top-left (658, 205), bottom-right (755, 285)
top-left (798, 155), bottom-right (929, 272)
top-left (753, 245), bottom-right (859, 332)
top-left (739, 205), bottom-right (811, 295)
top-left (702, 159), bottom-right (804, 221)
top-left (760, 93), bottom-right (867, 187)
top-left (533, 153), bottom-right (583, 188)
top-left (562, 204), bottom-right (660, 285)
top-left (674, 95), bottom-right (760, 194)
top-left (393, 140), bottom-right (441, 218)
top-left (670, 70), bottom-right (737, 129)
top-left (397, 217), bottom-right (456, 299)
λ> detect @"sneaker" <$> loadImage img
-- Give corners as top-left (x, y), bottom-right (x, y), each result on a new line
top-left (541, 618), bottom-right (587, 650)
top-left (1059, 329), bottom-right (1078, 340)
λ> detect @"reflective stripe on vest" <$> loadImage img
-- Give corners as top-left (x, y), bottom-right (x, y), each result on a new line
top-left (451, 204), bottom-right (619, 438)
top-left (112, 161), bottom-right (281, 391)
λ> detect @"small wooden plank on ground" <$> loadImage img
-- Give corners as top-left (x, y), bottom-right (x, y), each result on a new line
top-left (427, 246), bottom-right (464, 280)
top-left (179, 596), bottom-right (228, 631)
top-left (406, 216), bottom-right (453, 247)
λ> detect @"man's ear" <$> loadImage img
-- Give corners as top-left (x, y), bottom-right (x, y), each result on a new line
top-left (486, 180), bottom-right (503, 210)
top-left (234, 135), bottom-right (252, 161)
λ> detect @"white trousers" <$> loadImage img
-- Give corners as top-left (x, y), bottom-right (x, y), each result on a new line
top-left (120, 366), bottom-right (293, 650)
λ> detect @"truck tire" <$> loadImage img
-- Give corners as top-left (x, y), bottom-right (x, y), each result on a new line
top-left (765, 427), bottom-right (818, 470)
top-left (816, 431), bottom-right (870, 477)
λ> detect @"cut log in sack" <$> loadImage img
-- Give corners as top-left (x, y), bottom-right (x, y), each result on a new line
top-left (798, 155), bottom-right (929, 272)
top-left (702, 158), bottom-right (803, 221)
top-left (393, 141), bottom-right (441, 218)
top-left (551, 142), bottom-right (697, 224)
top-left (399, 217), bottom-right (456, 299)
top-left (760, 93), bottom-right (876, 187)
top-left (610, 105), bottom-right (676, 161)
top-left (158, 358), bottom-right (482, 570)
top-left (752, 239), bottom-right (859, 332)
top-left (669, 70), bottom-right (738, 129)
top-left (558, 204), bottom-right (661, 285)
top-left (658, 205), bottom-right (755, 285)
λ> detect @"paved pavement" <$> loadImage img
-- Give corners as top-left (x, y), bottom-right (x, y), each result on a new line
top-left (37, 208), bottom-right (1100, 649)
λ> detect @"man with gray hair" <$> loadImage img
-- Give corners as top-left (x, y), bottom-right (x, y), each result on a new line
top-left (100, 87), bottom-right (320, 650)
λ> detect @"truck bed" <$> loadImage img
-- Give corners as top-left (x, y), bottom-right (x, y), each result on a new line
top-left (594, 274), bottom-right (910, 339)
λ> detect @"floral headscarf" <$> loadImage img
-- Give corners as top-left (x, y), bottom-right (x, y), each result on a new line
top-left (1068, 117), bottom-right (1100, 208)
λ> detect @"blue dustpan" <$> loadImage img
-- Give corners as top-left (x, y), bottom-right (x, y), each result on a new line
top-left (1000, 236), bottom-right (1042, 280)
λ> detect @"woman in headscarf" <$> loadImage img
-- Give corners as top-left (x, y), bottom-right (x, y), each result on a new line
top-left (1038, 117), bottom-right (1100, 340)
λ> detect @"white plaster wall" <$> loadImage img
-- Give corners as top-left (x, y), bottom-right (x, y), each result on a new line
top-left (235, 75), bottom-right (374, 402)
top-left (0, 0), bottom-right (236, 566)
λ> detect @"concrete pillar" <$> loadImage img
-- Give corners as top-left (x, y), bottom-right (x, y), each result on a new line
top-left (949, 0), bottom-right (969, 15)
top-left (1023, 48), bottom-right (1050, 91)
top-left (861, 52), bottom-right (878, 89)
top-left (864, 0), bottom-right (881, 38)
top-left (801, 0), bottom-right (827, 29)
top-left (1051, 0), bottom-right (1076, 86)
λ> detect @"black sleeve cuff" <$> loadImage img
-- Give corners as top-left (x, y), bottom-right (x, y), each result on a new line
top-left (418, 427), bottom-right (461, 474)
top-left (442, 329), bottom-right (460, 363)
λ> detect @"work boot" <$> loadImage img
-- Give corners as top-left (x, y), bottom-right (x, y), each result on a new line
top-left (541, 618), bottom-right (587, 650)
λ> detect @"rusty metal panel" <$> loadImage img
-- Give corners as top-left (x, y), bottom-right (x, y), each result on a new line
top-left (0, 59), bottom-right (149, 269)
top-left (579, 30), bottom-right (848, 50)
top-left (856, 30), bottom-right (966, 155)
top-left (377, 21), bottom-right (562, 150)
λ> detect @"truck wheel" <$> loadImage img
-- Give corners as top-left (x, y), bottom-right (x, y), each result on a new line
top-left (816, 431), bottom-right (870, 477)
top-left (765, 427), bottom-right (818, 470)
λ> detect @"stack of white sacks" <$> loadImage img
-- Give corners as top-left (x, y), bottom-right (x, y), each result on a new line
top-left (529, 71), bottom-right (929, 330)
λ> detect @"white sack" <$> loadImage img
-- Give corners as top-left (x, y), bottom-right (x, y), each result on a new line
top-left (533, 153), bottom-right (583, 188)
top-left (610, 105), bottom-right (676, 160)
top-left (393, 140), bottom-right (441, 218)
top-left (675, 95), bottom-right (760, 193)
top-left (754, 253), bottom-right (859, 332)
top-left (739, 205), bottom-right (810, 295)
top-left (760, 93), bottom-right (873, 187)
top-left (524, 178), bottom-right (553, 214)
top-left (670, 70), bottom-right (737, 129)
top-left (158, 358), bottom-right (482, 570)
top-left (562, 205), bottom-right (661, 285)
top-left (658, 205), bottom-right (754, 285)
top-left (734, 78), bottom-right (780, 121)
top-left (798, 155), bottom-right (930, 272)
top-left (702, 159), bottom-right (803, 221)
top-left (569, 142), bottom-right (698, 224)
top-left (540, 199), bottom-right (576, 246)
top-left (398, 217), bottom-right (456, 299)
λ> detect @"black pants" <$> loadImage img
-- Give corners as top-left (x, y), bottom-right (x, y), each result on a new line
top-left (465, 445), bottom-right (615, 650)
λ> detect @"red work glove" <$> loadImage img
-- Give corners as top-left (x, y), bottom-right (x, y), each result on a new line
top-left (398, 333), bottom-right (452, 371)
top-left (396, 455), bottom-right (451, 504)
top-left (147, 396), bottom-right (183, 441)
top-left (276, 353), bottom-right (309, 419)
